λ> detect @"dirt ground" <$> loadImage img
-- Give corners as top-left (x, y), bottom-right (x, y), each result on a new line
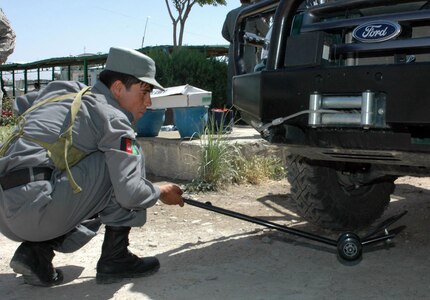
top-left (0, 175), bottom-right (429, 300)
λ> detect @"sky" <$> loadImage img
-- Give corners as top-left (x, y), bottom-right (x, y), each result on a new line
top-left (2, 0), bottom-right (240, 63)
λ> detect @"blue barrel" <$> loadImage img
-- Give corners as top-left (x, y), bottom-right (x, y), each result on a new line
top-left (136, 109), bottom-right (166, 137)
top-left (173, 106), bottom-right (208, 139)
top-left (209, 108), bottom-right (233, 134)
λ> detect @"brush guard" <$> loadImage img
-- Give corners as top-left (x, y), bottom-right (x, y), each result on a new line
top-left (183, 197), bottom-right (407, 261)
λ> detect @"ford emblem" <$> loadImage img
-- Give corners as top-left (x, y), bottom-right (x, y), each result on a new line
top-left (352, 21), bottom-right (401, 43)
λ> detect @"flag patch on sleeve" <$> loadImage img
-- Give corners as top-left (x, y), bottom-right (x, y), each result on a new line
top-left (120, 137), bottom-right (139, 155)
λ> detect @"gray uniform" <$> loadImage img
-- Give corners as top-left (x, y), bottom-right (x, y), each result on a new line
top-left (0, 80), bottom-right (160, 251)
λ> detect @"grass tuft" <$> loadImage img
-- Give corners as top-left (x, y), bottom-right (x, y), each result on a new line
top-left (185, 114), bottom-right (286, 193)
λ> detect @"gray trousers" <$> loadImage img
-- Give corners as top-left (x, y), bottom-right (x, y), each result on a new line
top-left (0, 152), bottom-right (147, 252)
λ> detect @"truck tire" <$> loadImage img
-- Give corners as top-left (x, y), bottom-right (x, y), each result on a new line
top-left (287, 155), bottom-right (396, 231)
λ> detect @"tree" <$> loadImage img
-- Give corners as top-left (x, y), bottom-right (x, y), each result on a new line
top-left (164, 0), bottom-right (227, 46)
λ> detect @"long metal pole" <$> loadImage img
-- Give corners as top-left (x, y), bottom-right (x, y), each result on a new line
top-left (183, 198), bottom-right (337, 246)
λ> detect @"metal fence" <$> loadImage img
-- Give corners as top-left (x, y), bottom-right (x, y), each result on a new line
top-left (0, 45), bottom-right (228, 97)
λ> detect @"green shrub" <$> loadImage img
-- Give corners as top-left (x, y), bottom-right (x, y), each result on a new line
top-left (147, 47), bottom-right (227, 108)
top-left (0, 96), bottom-right (17, 126)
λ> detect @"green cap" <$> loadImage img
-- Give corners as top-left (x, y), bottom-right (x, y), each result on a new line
top-left (105, 47), bottom-right (164, 90)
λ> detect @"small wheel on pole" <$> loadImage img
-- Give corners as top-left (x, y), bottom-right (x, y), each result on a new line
top-left (337, 233), bottom-right (362, 261)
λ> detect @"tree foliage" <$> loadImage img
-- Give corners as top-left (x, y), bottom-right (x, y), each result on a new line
top-left (164, 0), bottom-right (227, 46)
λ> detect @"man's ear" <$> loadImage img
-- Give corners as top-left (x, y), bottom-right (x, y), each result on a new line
top-left (110, 80), bottom-right (123, 99)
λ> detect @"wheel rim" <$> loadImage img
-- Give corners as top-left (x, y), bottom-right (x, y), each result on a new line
top-left (335, 170), bottom-right (373, 196)
top-left (337, 233), bottom-right (362, 261)
top-left (342, 240), bottom-right (359, 257)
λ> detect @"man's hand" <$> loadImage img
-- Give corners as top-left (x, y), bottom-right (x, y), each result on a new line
top-left (159, 184), bottom-right (184, 207)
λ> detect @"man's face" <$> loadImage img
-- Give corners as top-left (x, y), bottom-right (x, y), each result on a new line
top-left (116, 81), bottom-right (153, 120)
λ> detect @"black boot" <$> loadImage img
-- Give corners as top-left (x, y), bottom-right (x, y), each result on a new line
top-left (10, 239), bottom-right (64, 287)
top-left (96, 226), bottom-right (160, 284)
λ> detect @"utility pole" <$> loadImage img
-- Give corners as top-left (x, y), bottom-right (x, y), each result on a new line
top-left (141, 16), bottom-right (150, 48)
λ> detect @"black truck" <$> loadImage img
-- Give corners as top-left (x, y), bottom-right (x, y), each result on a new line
top-left (232, 0), bottom-right (430, 230)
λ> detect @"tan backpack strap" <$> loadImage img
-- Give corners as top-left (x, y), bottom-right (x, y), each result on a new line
top-left (0, 119), bottom-right (24, 157)
top-left (21, 93), bottom-right (79, 117)
top-left (60, 86), bottom-right (91, 193)
top-left (0, 86), bottom-right (91, 193)
top-left (0, 93), bottom-right (80, 157)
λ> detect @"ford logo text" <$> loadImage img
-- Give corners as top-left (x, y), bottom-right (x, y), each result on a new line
top-left (352, 21), bottom-right (401, 43)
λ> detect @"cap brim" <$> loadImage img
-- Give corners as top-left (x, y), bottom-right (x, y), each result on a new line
top-left (138, 77), bottom-right (165, 91)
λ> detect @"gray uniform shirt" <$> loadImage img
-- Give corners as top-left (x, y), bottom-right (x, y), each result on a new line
top-left (0, 80), bottom-right (160, 242)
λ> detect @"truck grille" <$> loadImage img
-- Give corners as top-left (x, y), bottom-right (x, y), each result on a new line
top-left (300, 0), bottom-right (430, 66)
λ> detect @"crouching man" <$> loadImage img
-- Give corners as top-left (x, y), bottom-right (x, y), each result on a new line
top-left (0, 47), bottom-right (184, 286)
